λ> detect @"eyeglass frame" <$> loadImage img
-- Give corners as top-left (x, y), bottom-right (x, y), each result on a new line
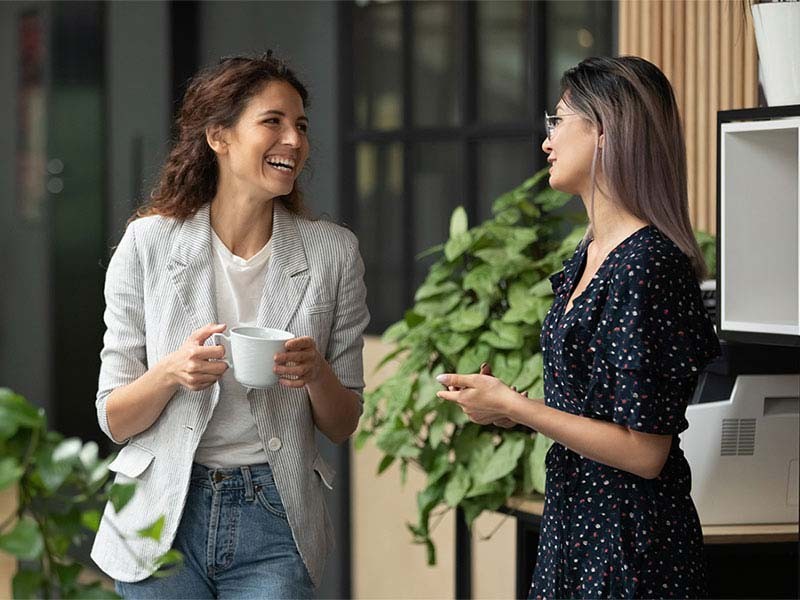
top-left (544, 111), bottom-right (578, 140)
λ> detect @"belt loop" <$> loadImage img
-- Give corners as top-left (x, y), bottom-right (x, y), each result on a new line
top-left (241, 465), bottom-right (255, 502)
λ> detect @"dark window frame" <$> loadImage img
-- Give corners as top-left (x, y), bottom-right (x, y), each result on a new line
top-left (339, 0), bottom-right (614, 334)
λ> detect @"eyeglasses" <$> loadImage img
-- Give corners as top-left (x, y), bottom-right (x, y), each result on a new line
top-left (544, 111), bottom-right (577, 140)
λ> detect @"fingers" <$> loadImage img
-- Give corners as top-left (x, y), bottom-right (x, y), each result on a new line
top-left (190, 323), bottom-right (226, 344)
top-left (479, 362), bottom-right (493, 376)
top-left (278, 377), bottom-right (307, 389)
top-left (191, 344), bottom-right (226, 360)
top-left (492, 418), bottom-right (516, 428)
top-left (436, 390), bottom-right (460, 402)
top-left (273, 362), bottom-right (310, 379)
top-left (284, 336), bottom-right (315, 351)
top-left (181, 372), bottom-right (222, 391)
top-left (273, 349), bottom-right (315, 365)
top-left (436, 373), bottom-right (480, 389)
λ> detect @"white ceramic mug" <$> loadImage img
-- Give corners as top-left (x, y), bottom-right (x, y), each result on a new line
top-left (212, 326), bottom-right (294, 389)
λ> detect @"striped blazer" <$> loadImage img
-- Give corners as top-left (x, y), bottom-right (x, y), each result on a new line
top-left (90, 202), bottom-right (369, 586)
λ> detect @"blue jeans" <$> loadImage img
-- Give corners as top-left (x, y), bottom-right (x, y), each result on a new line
top-left (115, 463), bottom-right (315, 599)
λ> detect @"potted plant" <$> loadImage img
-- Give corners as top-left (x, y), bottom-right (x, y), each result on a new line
top-left (357, 168), bottom-right (719, 564)
top-left (356, 168), bottom-right (581, 563)
top-left (0, 388), bottom-right (178, 598)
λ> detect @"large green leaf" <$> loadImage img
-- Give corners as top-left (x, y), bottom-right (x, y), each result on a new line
top-left (12, 569), bottom-right (43, 600)
top-left (0, 388), bottom-right (44, 440)
top-left (475, 436), bottom-right (526, 485)
top-left (444, 231), bottom-right (472, 262)
top-left (443, 464), bottom-right (471, 507)
top-left (455, 343), bottom-right (491, 375)
top-left (449, 206), bottom-right (468, 238)
top-left (376, 428), bottom-right (419, 458)
top-left (109, 482), bottom-right (137, 513)
top-left (81, 509), bottom-right (102, 533)
top-left (434, 331), bottom-right (472, 358)
top-left (0, 457), bottom-right (23, 491)
top-left (529, 434), bottom-right (553, 494)
top-left (513, 353), bottom-right (543, 392)
top-left (492, 351), bottom-right (523, 384)
top-left (462, 264), bottom-right (499, 299)
top-left (479, 321), bottom-right (524, 350)
top-left (449, 303), bottom-right (489, 333)
top-left (52, 437), bottom-right (83, 463)
top-left (414, 280), bottom-right (460, 302)
top-left (137, 515), bottom-right (165, 542)
top-left (0, 517), bottom-right (44, 560)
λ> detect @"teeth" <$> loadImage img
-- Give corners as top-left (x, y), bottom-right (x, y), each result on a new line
top-left (265, 156), bottom-right (296, 171)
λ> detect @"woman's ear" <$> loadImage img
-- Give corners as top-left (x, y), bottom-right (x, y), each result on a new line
top-left (206, 125), bottom-right (228, 155)
top-left (598, 131), bottom-right (605, 149)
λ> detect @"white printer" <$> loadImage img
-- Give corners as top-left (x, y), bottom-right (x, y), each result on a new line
top-left (680, 343), bottom-right (800, 524)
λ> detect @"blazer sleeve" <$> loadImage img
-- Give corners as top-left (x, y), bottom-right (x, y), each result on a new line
top-left (327, 233), bottom-right (370, 401)
top-left (95, 222), bottom-right (147, 443)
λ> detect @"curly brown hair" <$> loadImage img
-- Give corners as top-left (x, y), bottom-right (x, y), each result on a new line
top-left (135, 53), bottom-right (310, 222)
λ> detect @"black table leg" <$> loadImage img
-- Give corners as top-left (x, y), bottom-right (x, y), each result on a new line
top-left (455, 506), bottom-right (472, 599)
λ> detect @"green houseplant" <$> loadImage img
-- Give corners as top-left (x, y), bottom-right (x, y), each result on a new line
top-left (0, 388), bottom-right (179, 598)
top-left (357, 167), bottom-right (718, 565)
top-left (356, 168), bottom-right (582, 564)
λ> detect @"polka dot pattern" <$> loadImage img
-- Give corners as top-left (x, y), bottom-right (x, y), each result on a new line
top-left (529, 225), bottom-right (721, 599)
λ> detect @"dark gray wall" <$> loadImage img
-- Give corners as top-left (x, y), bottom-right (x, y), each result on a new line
top-left (199, 0), bottom-right (340, 220)
top-left (0, 1), bottom-right (53, 413)
top-left (106, 1), bottom-right (171, 243)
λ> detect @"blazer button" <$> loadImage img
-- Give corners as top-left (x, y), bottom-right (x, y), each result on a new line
top-left (267, 437), bottom-right (282, 452)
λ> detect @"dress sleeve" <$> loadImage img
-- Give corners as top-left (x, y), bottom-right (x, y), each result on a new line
top-left (589, 254), bottom-right (720, 434)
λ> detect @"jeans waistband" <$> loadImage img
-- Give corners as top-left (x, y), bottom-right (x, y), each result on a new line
top-left (190, 462), bottom-right (276, 499)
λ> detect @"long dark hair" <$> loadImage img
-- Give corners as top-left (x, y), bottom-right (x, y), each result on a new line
top-left (135, 52), bottom-right (309, 221)
top-left (561, 56), bottom-right (707, 280)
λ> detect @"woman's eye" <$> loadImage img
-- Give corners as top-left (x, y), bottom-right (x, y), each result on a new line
top-left (298, 123), bottom-right (309, 133)
top-left (264, 118), bottom-right (280, 125)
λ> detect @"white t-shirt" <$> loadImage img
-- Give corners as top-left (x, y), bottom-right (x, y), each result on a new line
top-left (194, 230), bottom-right (273, 468)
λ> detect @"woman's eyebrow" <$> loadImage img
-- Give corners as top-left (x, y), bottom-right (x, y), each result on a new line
top-left (256, 109), bottom-right (309, 124)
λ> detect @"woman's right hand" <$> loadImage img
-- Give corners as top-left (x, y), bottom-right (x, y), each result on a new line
top-left (479, 362), bottom-right (522, 429)
top-left (162, 323), bottom-right (228, 391)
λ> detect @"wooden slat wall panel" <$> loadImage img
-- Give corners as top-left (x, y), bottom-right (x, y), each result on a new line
top-left (618, 0), bottom-right (759, 235)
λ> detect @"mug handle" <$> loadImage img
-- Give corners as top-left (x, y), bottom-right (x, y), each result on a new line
top-left (211, 332), bottom-right (233, 368)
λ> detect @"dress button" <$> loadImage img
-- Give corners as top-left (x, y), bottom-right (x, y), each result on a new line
top-left (267, 437), bottom-right (282, 452)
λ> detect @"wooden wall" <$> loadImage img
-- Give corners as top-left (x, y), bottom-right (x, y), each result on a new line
top-left (618, 0), bottom-right (759, 234)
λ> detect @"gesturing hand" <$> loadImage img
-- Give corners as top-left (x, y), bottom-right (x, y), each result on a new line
top-left (478, 363), bottom-right (520, 429)
top-left (165, 323), bottom-right (228, 391)
top-left (436, 371), bottom-right (521, 426)
top-left (273, 336), bottom-right (324, 388)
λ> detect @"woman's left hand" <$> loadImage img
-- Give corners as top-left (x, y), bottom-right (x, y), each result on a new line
top-left (273, 337), bottom-right (324, 388)
top-left (436, 373), bottom-right (519, 425)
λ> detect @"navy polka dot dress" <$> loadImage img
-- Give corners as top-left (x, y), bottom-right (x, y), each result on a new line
top-left (529, 225), bottom-right (720, 600)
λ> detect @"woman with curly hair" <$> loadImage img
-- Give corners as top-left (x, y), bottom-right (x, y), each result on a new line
top-left (91, 53), bottom-right (369, 598)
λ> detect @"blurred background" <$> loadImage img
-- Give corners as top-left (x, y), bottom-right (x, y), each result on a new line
top-left (0, 1), bottom-right (770, 598)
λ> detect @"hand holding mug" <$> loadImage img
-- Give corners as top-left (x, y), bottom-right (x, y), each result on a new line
top-left (273, 336), bottom-right (324, 388)
top-left (165, 323), bottom-right (228, 391)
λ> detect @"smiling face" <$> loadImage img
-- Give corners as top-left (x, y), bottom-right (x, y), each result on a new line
top-left (213, 80), bottom-right (309, 201)
top-left (541, 98), bottom-right (602, 197)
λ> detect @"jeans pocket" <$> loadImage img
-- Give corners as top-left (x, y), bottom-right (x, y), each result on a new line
top-left (254, 483), bottom-right (288, 520)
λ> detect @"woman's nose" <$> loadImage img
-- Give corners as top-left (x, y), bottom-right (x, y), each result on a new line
top-left (282, 125), bottom-right (302, 148)
top-left (541, 136), bottom-right (552, 154)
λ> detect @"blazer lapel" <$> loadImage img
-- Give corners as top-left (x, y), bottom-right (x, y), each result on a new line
top-left (256, 202), bottom-right (310, 333)
top-left (166, 204), bottom-right (218, 331)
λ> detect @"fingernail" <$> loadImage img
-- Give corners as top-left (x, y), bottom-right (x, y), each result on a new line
top-left (480, 362), bottom-right (488, 369)
top-left (436, 374), bottom-right (447, 384)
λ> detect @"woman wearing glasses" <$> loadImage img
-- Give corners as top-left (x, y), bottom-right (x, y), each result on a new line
top-left (438, 56), bottom-right (719, 599)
